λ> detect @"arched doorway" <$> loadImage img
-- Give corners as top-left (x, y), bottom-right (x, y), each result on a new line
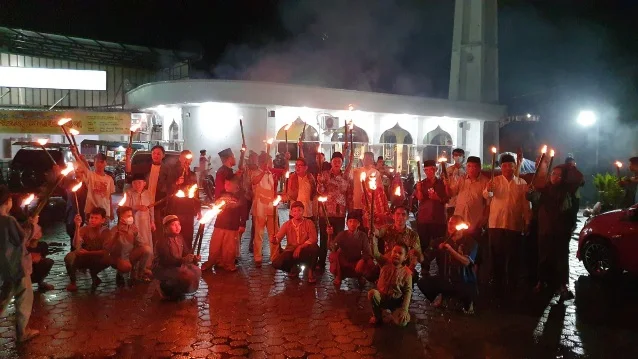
top-left (169, 120), bottom-right (180, 151)
top-left (275, 117), bottom-right (319, 159)
top-left (330, 124), bottom-right (370, 162)
top-left (379, 123), bottom-right (413, 174)
top-left (422, 125), bottom-right (452, 161)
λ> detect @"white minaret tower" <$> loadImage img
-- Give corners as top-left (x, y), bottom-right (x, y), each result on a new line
top-left (448, 0), bottom-right (498, 103)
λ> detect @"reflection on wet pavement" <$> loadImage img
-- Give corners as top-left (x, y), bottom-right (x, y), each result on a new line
top-left (0, 212), bottom-right (636, 358)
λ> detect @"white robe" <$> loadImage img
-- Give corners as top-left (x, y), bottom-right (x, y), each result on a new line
top-left (123, 189), bottom-right (154, 256)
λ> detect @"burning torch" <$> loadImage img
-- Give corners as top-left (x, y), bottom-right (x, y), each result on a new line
top-left (32, 163), bottom-right (74, 217)
top-left (272, 195), bottom-right (282, 231)
top-left (530, 145), bottom-right (548, 186)
top-left (317, 196), bottom-right (332, 241)
top-left (490, 147), bottom-right (497, 181)
top-left (129, 124), bottom-right (140, 149)
top-left (71, 182), bottom-right (83, 213)
top-left (438, 155), bottom-right (448, 179)
top-left (194, 201), bottom-right (226, 257)
top-left (22, 194), bottom-right (35, 216)
top-left (368, 173), bottom-right (377, 231)
top-left (36, 139), bottom-right (57, 165)
top-left (57, 118), bottom-right (73, 144)
top-left (546, 149), bottom-right (556, 181)
top-left (615, 161), bottom-right (623, 179)
top-left (69, 128), bottom-right (80, 147)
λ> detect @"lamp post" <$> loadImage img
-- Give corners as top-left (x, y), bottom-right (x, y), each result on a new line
top-left (577, 110), bottom-right (598, 169)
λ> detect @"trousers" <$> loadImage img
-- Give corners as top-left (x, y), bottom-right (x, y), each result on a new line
top-left (0, 277), bottom-right (34, 338)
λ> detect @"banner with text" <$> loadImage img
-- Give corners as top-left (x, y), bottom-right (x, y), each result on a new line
top-left (0, 111), bottom-right (131, 135)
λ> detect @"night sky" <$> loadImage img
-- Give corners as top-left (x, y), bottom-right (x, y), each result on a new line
top-left (2, 0), bottom-right (638, 162)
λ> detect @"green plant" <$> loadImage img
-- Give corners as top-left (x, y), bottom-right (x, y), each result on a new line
top-left (592, 173), bottom-right (625, 208)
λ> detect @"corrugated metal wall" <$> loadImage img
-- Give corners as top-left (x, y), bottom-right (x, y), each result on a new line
top-left (0, 52), bottom-right (189, 108)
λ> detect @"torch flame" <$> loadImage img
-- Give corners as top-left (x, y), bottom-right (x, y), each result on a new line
top-left (22, 193), bottom-right (35, 207)
top-left (359, 172), bottom-right (367, 181)
top-left (491, 147), bottom-right (497, 154)
top-left (175, 190), bottom-right (186, 198)
top-left (185, 153), bottom-right (193, 160)
top-left (272, 195), bottom-right (282, 206)
top-left (285, 171), bottom-right (290, 179)
top-left (549, 149), bottom-right (555, 157)
top-left (118, 193), bottom-right (127, 206)
top-left (615, 161), bottom-right (623, 168)
top-left (368, 176), bottom-right (377, 191)
top-left (60, 163), bottom-right (74, 176)
top-left (394, 186), bottom-right (401, 196)
top-left (69, 128), bottom-right (80, 136)
top-left (348, 104), bottom-right (354, 111)
top-left (37, 138), bottom-right (49, 146)
top-left (130, 124), bottom-right (141, 132)
top-left (415, 155), bottom-right (421, 162)
top-left (541, 145), bottom-right (547, 154)
top-left (57, 118), bottom-right (72, 126)
top-left (455, 223), bottom-right (469, 231)
top-left (200, 201), bottom-right (225, 224)
top-left (187, 184), bottom-right (198, 198)
top-left (284, 122), bottom-right (293, 131)
top-left (71, 182), bottom-right (83, 192)
top-left (317, 196), bottom-right (327, 203)
top-left (317, 145), bottom-right (321, 153)
top-left (266, 138), bottom-right (274, 145)
top-left (438, 156), bottom-right (448, 163)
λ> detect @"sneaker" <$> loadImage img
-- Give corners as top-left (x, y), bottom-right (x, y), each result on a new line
top-left (38, 282), bottom-right (54, 291)
top-left (66, 283), bottom-right (78, 292)
top-left (431, 294), bottom-right (443, 308)
top-left (17, 328), bottom-right (39, 343)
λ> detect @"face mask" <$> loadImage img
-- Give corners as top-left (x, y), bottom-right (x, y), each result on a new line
top-left (453, 156), bottom-right (464, 163)
top-left (123, 217), bottom-right (134, 225)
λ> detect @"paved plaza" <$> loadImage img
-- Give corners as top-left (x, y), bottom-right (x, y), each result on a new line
top-left (1, 212), bottom-right (637, 358)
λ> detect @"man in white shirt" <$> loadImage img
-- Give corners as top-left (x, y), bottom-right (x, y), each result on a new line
top-left (446, 148), bottom-right (467, 218)
top-left (125, 145), bottom-right (170, 242)
top-left (70, 150), bottom-right (115, 221)
top-left (482, 154), bottom-right (531, 293)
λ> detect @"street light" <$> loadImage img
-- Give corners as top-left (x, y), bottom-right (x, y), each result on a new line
top-left (577, 110), bottom-right (598, 168)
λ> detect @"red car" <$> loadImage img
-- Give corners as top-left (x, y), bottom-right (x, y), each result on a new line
top-left (577, 204), bottom-right (638, 278)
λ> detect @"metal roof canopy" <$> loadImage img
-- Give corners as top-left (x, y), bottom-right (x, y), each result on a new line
top-left (0, 26), bottom-right (198, 70)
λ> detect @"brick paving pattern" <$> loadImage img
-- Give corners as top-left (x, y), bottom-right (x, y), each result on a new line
top-left (1, 211), bottom-right (637, 358)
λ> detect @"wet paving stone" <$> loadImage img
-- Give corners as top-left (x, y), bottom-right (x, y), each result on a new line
top-left (0, 212), bottom-right (636, 358)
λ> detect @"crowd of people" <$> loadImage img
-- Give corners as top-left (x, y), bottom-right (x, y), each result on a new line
top-left (5, 137), bottom-right (638, 343)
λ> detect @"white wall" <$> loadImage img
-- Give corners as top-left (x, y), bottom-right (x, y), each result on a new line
top-left (182, 103), bottom-right (268, 171)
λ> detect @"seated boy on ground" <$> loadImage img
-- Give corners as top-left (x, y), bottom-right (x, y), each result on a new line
top-left (367, 242), bottom-right (413, 327)
top-left (328, 212), bottom-right (374, 287)
top-left (271, 201), bottom-right (319, 284)
top-left (65, 207), bottom-right (111, 291)
top-left (153, 215), bottom-right (202, 300)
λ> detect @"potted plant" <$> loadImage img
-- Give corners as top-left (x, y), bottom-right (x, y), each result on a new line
top-left (592, 173), bottom-right (625, 212)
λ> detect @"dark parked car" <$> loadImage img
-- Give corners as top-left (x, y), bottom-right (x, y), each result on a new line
top-left (8, 148), bottom-right (66, 197)
top-left (577, 204), bottom-right (638, 278)
top-left (130, 150), bottom-right (181, 176)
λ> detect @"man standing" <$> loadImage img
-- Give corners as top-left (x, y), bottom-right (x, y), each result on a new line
top-left (215, 148), bottom-right (240, 200)
top-left (483, 154), bottom-right (531, 293)
top-left (414, 160), bottom-right (449, 253)
top-left (71, 150), bottom-right (115, 221)
top-left (125, 145), bottom-right (170, 243)
top-left (198, 149), bottom-right (210, 187)
top-left (250, 152), bottom-right (289, 266)
top-left (620, 157), bottom-right (638, 208)
top-left (287, 157), bottom-right (316, 220)
top-left (165, 150), bottom-right (201, 252)
top-left (446, 148), bottom-right (466, 218)
top-left (352, 152), bottom-right (381, 223)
